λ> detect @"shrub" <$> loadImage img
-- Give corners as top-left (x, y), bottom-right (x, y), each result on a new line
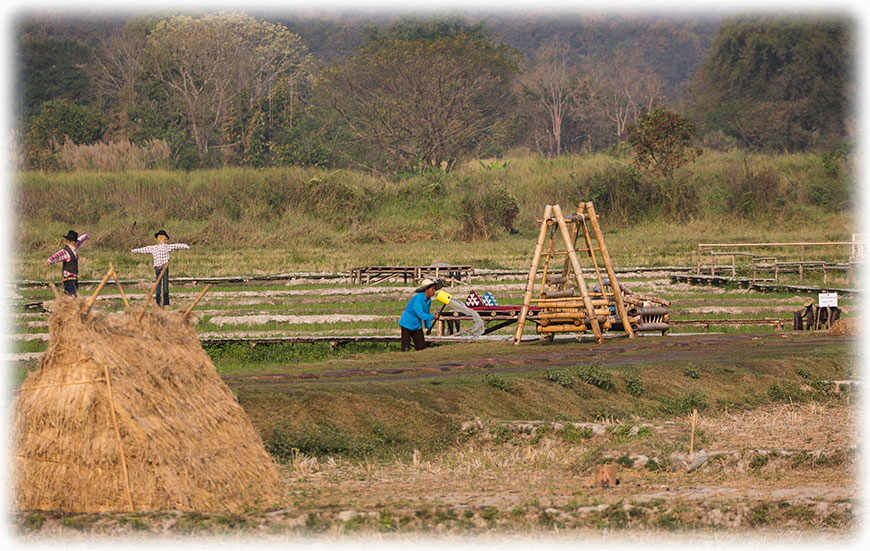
top-left (683, 364), bottom-right (700, 379)
top-left (544, 369), bottom-right (572, 388)
top-left (459, 184), bottom-right (519, 240)
top-left (659, 390), bottom-right (708, 415)
top-left (575, 362), bottom-right (613, 391)
top-left (558, 424), bottom-right (594, 442)
top-left (622, 368), bottom-right (644, 396)
top-left (484, 372), bottom-right (515, 393)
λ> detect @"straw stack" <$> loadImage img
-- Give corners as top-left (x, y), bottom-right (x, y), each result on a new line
top-left (12, 297), bottom-right (281, 513)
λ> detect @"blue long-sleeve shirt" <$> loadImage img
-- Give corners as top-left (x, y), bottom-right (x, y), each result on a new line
top-left (399, 292), bottom-right (434, 331)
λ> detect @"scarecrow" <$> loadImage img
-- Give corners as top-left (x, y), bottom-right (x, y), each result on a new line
top-left (399, 278), bottom-right (443, 351)
top-left (46, 230), bottom-right (89, 296)
top-left (131, 230), bottom-right (190, 308)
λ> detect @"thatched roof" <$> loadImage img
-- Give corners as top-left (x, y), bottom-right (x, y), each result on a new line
top-left (12, 297), bottom-right (282, 513)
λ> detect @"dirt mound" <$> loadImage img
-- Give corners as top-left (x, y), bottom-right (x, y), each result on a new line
top-left (12, 297), bottom-right (281, 513)
top-left (828, 317), bottom-right (859, 336)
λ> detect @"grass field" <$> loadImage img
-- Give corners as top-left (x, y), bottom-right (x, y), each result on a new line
top-left (7, 150), bottom-right (861, 538)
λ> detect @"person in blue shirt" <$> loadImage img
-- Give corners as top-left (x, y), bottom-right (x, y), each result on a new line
top-left (399, 278), bottom-right (443, 351)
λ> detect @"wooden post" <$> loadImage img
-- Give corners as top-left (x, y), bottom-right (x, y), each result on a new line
top-left (731, 254), bottom-right (736, 278)
top-left (138, 263), bottom-right (169, 322)
top-left (553, 204), bottom-right (602, 342)
top-left (182, 283), bottom-right (213, 319)
top-left (585, 202), bottom-right (634, 339)
top-left (109, 263), bottom-right (129, 308)
top-left (84, 266), bottom-right (114, 316)
top-left (514, 205), bottom-right (553, 345)
top-left (689, 408), bottom-right (698, 454)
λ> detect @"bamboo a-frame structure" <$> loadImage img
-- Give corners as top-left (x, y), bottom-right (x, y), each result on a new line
top-left (513, 202), bottom-right (635, 344)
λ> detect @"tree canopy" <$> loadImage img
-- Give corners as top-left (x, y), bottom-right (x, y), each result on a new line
top-left (318, 23), bottom-right (521, 173)
top-left (686, 16), bottom-right (852, 151)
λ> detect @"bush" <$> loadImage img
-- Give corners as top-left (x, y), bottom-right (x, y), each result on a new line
top-left (459, 184), bottom-right (519, 240)
top-left (484, 372), bottom-right (515, 393)
top-left (622, 368), bottom-right (644, 396)
top-left (659, 390), bottom-right (708, 415)
top-left (543, 369), bottom-right (572, 388)
top-left (575, 362), bottom-right (614, 391)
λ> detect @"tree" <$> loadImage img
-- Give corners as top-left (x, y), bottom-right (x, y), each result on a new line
top-left (627, 108), bottom-right (701, 181)
top-left (17, 39), bottom-right (92, 129)
top-left (587, 46), bottom-right (666, 142)
top-left (143, 13), bottom-right (310, 155)
top-left (520, 36), bottom-right (582, 156)
top-left (24, 98), bottom-right (108, 169)
top-left (88, 26), bottom-right (146, 140)
top-left (318, 23), bottom-right (521, 173)
top-left (685, 16), bottom-right (852, 151)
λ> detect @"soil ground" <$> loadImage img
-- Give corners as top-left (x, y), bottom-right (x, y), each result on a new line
top-left (10, 332), bottom-right (862, 543)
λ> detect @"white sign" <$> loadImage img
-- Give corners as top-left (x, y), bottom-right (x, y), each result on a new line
top-left (818, 292), bottom-right (838, 308)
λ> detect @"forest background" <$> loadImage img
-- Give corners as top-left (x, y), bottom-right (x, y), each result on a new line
top-left (9, 7), bottom-right (859, 276)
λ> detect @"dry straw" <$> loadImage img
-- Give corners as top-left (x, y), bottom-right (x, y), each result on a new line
top-left (12, 297), bottom-right (281, 513)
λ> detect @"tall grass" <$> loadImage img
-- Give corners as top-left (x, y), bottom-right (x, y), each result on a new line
top-left (13, 150), bottom-right (856, 279)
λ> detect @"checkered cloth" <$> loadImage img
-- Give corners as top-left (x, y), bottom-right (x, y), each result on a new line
top-left (481, 292), bottom-right (498, 306)
top-left (131, 242), bottom-right (190, 267)
top-left (465, 291), bottom-right (482, 307)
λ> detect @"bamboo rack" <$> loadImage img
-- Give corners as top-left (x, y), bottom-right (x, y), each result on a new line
top-left (513, 201), bottom-right (636, 345)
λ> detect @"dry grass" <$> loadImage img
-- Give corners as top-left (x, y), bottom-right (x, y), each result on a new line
top-left (12, 297), bottom-right (281, 513)
top-left (699, 401), bottom-right (858, 451)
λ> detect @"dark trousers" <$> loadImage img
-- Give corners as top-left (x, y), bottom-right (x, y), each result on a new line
top-left (155, 265), bottom-right (170, 307)
top-left (62, 278), bottom-right (78, 297)
top-left (400, 326), bottom-right (426, 351)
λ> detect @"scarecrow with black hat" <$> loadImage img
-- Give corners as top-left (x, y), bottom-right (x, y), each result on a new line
top-left (398, 278), bottom-right (444, 351)
top-left (46, 230), bottom-right (90, 296)
top-left (131, 230), bottom-right (190, 308)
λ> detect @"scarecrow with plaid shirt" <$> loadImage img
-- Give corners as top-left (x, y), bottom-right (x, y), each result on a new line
top-left (131, 230), bottom-right (190, 308)
top-left (46, 230), bottom-right (89, 296)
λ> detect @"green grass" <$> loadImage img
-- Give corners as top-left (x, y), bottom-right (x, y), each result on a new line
top-left (12, 150), bottom-right (855, 281)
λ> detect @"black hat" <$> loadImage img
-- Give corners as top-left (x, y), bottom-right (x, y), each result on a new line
top-left (155, 229), bottom-right (169, 239)
top-left (62, 230), bottom-right (78, 241)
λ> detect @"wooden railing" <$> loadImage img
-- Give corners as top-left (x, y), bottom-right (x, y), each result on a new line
top-left (696, 237), bottom-right (864, 284)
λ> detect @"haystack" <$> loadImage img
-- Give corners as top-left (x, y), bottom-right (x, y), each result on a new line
top-left (829, 317), bottom-right (860, 337)
top-left (12, 297), bottom-right (282, 513)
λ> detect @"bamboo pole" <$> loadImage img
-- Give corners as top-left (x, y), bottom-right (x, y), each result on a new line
top-left (110, 263), bottom-right (129, 308)
top-left (183, 283), bottom-right (213, 319)
top-left (102, 362), bottom-right (135, 512)
top-left (585, 202), bottom-right (635, 339)
top-left (138, 263), bottom-right (169, 322)
top-left (514, 205), bottom-right (553, 345)
top-left (83, 266), bottom-right (115, 316)
top-left (689, 408), bottom-right (698, 454)
top-left (553, 204), bottom-right (602, 341)
top-left (537, 324), bottom-right (588, 333)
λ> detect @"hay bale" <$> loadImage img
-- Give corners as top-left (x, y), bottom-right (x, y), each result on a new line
top-left (829, 317), bottom-right (859, 337)
top-left (12, 297), bottom-right (281, 513)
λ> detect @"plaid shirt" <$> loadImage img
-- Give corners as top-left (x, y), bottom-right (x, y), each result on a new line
top-left (47, 234), bottom-right (89, 278)
top-left (131, 242), bottom-right (190, 267)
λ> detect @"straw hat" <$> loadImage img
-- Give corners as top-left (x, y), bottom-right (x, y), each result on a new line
top-left (803, 299), bottom-right (814, 307)
top-left (415, 278), bottom-right (444, 293)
